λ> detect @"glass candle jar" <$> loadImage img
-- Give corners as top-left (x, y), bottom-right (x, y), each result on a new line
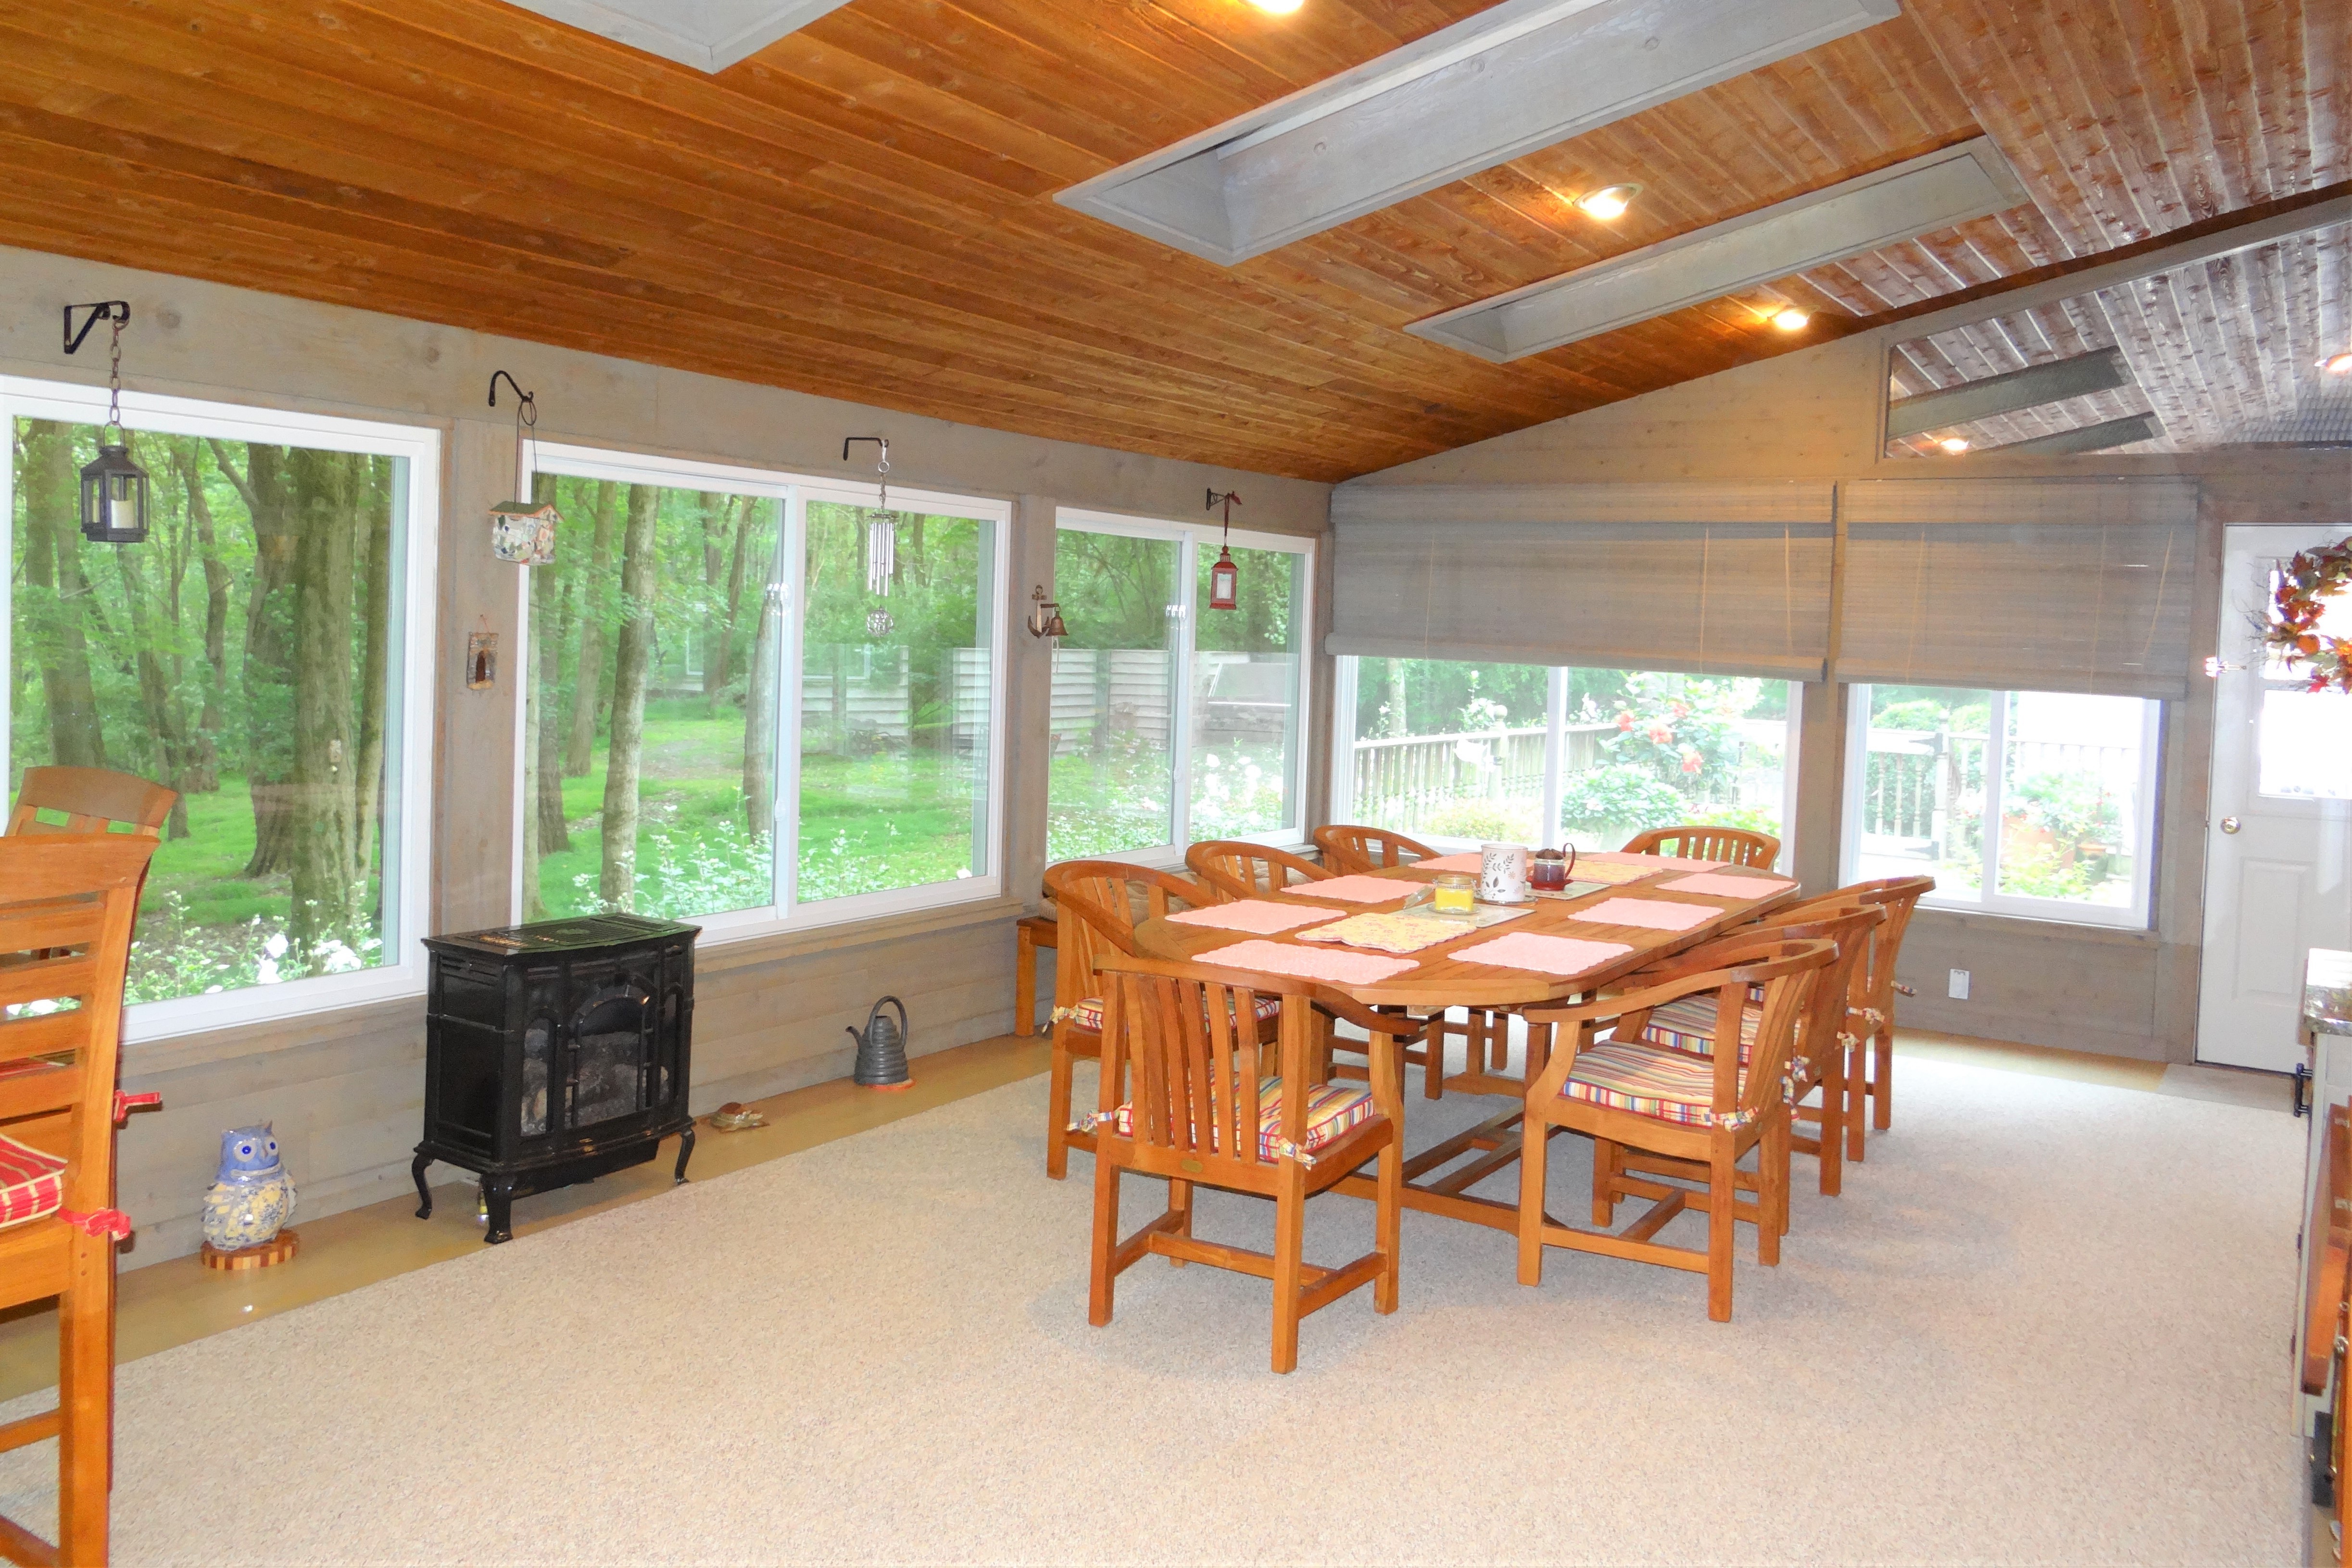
top-left (1530, 850), bottom-right (1568, 891)
top-left (1431, 872), bottom-right (1477, 916)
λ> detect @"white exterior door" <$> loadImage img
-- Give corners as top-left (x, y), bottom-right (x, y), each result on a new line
top-left (2197, 526), bottom-right (2352, 1070)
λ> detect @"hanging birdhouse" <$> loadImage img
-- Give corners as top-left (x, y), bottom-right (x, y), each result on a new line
top-left (63, 301), bottom-right (149, 545)
top-left (487, 370), bottom-right (560, 564)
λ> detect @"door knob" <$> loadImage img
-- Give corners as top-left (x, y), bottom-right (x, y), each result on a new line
top-left (2221, 816), bottom-right (2242, 834)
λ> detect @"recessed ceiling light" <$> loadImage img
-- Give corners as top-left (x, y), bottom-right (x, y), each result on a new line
top-left (1249, 0), bottom-right (1303, 13)
top-left (1938, 437), bottom-right (1971, 454)
top-left (1575, 184), bottom-right (1641, 222)
top-left (2322, 350), bottom-right (2352, 375)
top-left (1771, 308), bottom-right (1810, 332)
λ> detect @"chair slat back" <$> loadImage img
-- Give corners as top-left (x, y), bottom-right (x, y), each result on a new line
top-left (1619, 824), bottom-right (1781, 868)
top-left (1748, 906), bottom-right (1884, 1082)
top-left (1040, 861), bottom-right (1206, 1015)
top-left (1832, 876), bottom-right (1936, 1021)
top-left (1094, 955), bottom-right (1321, 1167)
top-left (1559, 940), bottom-right (1832, 1123)
top-left (7, 766), bottom-right (178, 839)
top-left (0, 835), bottom-right (156, 1201)
top-left (1312, 825), bottom-right (1435, 876)
top-left (1185, 841), bottom-right (1332, 903)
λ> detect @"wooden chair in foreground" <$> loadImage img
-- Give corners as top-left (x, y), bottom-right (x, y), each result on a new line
top-left (1037, 861), bottom-right (1210, 1179)
top-left (6, 767), bottom-right (177, 840)
top-left (1517, 938), bottom-right (1833, 1322)
top-left (1619, 824), bottom-right (1781, 868)
top-left (1617, 901), bottom-right (1883, 1201)
top-left (1084, 953), bottom-right (1429, 1373)
top-left (1811, 875), bottom-right (1935, 1161)
top-left (1312, 824), bottom-right (1436, 876)
top-left (1184, 841), bottom-right (1332, 903)
top-left (0, 833), bottom-right (162, 1566)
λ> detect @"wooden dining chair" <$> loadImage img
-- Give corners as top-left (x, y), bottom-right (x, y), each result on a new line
top-left (1083, 952), bottom-right (1428, 1373)
top-left (1619, 824), bottom-right (1780, 868)
top-left (1818, 875), bottom-right (1936, 1161)
top-left (1312, 824), bottom-right (1436, 876)
top-left (1037, 860), bottom-right (1211, 1179)
top-left (6, 767), bottom-right (178, 840)
top-left (1616, 903), bottom-right (1884, 1200)
top-left (0, 833), bottom-right (162, 1566)
top-left (1517, 938), bottom-right (1833, 1322)
top-left (1184, 841), bottom-right (1333, 903)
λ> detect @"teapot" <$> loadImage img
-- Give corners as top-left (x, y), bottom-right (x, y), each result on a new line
top-left (850, 995), bottom-right (912, 1089)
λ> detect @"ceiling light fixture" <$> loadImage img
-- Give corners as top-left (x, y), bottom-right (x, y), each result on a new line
top-left (1575, 184), bottom-right (1641, 222)
top-left (1771, 308), bottom-right (1811, 332)
top-left (1249, 0), bottom-right (1304, 13)
top-left (1938, 437), bottom-right (1971, 454)
top-left (2322, 350), bottom-right (2352, 375)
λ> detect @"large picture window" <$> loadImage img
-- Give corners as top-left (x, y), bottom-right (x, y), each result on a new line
top-left (2, 377), bottom-right (436, 1034)
top-left (1046, 513), bottom-right (1311, 862)
top-left (1334, 658), bottom-right (1798, 865)
top-left (1840, 684), bottom-right (2160, 927)
top-left (519, 447), bottom-right (1005, 935)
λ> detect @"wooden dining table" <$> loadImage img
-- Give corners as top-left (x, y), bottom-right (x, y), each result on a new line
top-left (1131, 857), bottom-right (1801, 1237)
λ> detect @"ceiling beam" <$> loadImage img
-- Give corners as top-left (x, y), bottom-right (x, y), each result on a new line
top-left (491, 0), bottom-right (851, 72)
top-left (1408, 138), bottom-right (2029, 363)
top-left (1988, 413), bottom-right (2164, 455)
top-left (1887, 346), bottom-right (2135, 438)
top-left (1054, 0), bottom-right (1897, 267)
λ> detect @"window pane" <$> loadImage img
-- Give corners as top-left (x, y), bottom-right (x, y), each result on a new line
top-left (1994, 690), bottom-right (2146, 907)
top-left (798, 502), bottom-right (994, 902)
top-left (9, 418), bottom-right (405, 1004)
top-left (1046, 530), bottom-right (1179, 859)
top-left (2258, 687), bottom-right (2352, 799)
top-left (1854, 685), bottom-right (1990, 894)
top-left (1557, 669), bottom-right (1794, 856)
top-left (1191, 545), bottom-right (1302, 838)
top-left (522, 477), bottom-right (782, 922)
top-left (1346, 658), bottom-right (1550, 842)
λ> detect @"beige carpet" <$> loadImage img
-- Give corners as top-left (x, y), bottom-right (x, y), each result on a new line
top-left (0, 1055), bottom-right (2306, 1566)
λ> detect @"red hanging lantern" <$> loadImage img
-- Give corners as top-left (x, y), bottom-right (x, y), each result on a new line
top-left (1206, 488), bottom-right (1242, 611)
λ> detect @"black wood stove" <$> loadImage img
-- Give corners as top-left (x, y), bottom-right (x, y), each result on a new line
top-left (412, 914), bottom-right (698, 1243)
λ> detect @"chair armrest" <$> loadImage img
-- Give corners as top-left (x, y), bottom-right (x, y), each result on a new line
top-left (1312, 989), bottom-right (1434, 1043)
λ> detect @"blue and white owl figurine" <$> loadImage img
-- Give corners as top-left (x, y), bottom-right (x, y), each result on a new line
top-left (201, 1123), bottom-right (297, 1253)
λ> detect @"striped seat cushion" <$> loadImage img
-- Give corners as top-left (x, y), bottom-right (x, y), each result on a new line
top-left (1639, 995), bottom-right (1762, 1063)
top-left (1111, 1078), bottom-right (1375, 1162)
top-left (1562, 1040), bottom-right (1747, 1129)
top-left (1068, 993), bottom-right (1284, 1034)
top-left (0, 1134), bottom-right (67, 1232)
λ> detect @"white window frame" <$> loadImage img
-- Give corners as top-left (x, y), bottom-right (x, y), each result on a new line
top-left (1329, 656), bottom-right (1802, 872)
top-left (517, 443), bottom-right (1009, 941)
top-left (1837, 682), bottom-right (2161, 930)
top-left (0, 374), bottom-right (440, 1042)
top-left (1051, 508), bottom-right (1316, 866)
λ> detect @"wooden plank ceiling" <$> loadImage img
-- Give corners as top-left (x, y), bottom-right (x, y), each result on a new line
top-left (0, 0), bottom-right (2342, 481)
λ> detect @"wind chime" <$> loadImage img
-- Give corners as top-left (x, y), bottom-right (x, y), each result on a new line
top-left (63, 300), bottom-right (149, 545)
top-left (844, 436), bottom-right (898, 637)
top-left (487, 371), bottom-right (560, 564)
top-left (1205, 488), bottom-right (1242, 610)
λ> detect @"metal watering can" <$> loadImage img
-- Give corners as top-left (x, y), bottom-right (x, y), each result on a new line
top-left (850, 996), bottom-right (911, 1089)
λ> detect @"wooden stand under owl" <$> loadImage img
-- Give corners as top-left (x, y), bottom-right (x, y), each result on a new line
top-left (200, 1123), bottom-right (300, 1270)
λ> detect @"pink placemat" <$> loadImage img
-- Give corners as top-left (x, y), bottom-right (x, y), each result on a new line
top-left (1659, 872), bottom-right (1796, 898)
top-left (1416, 852), bottom-right (1486, 873)
top-left (1282, 874), bottom-right (1417, 903)
top-left (1165, 899), bottom-right (1341, 935)
top-left (1578, 850), bottom-right (1732, 873)
top-left (1451, 932), bottom-right (1634, 978)
top-left (1195, 940), bottom-right (1419, 986)
top-left (1564, 860), bottom-right (1666, 885)
top-left (1566, 897), bottom-right (1723, 932)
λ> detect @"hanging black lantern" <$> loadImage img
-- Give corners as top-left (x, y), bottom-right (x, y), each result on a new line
top-left (64, 301), bottom-right (148, 544)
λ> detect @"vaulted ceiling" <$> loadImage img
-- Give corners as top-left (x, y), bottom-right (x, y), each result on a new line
top-left (0, 0), bottom-right (2342, 481)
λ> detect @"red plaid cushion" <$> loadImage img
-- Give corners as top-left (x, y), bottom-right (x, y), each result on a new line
top-left (1068, 993), bottom-right (1283, 1034)
top-left (0, 1134), bottom-right (67, 1232)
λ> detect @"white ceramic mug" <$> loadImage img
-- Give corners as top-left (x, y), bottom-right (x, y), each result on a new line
top-left (1478, 842), bottom-right (1530, 903)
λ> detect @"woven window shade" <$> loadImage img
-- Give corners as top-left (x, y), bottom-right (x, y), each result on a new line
top-left (1836, 478), bottom-right (2199, 699)
top-left (1326, 482), bottom-right (1835, 679)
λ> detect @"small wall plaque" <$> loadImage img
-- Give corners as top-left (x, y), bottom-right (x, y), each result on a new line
top-left (466, 631), bottom-right (497, 690)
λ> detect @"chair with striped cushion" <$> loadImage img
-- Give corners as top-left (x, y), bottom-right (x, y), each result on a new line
top-left (1085, 953), bottom-right (1429, 1373)
top-left (0, 833), bottom-right (161, 1564)
top-left (1038, 861), bottom-right (1209, 1180)
top-left (1824, 876), bottom-right (1936, 1161)
top-left (1517, 938), bottom-right (1834, 1322)
top-left (1618, 903), bottom-right (1884, 1199)
top-left (1312, 824), bottom-right (1436, 876)
top-left (1184, 841), bottom-right (1333, 903)
top-left (1619, 824), bottom-right (1781, 868)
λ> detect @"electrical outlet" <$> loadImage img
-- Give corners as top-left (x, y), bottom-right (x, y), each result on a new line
top-left (1948, 968), bottom-right (1971, 1001)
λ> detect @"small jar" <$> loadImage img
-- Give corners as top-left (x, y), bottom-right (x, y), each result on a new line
top-left (1431, 872), bottom-right (1477, 916)
top-left (1530, 850), bottom-right (1568, 891)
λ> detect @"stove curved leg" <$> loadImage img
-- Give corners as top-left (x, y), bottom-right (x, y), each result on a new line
top-left (411, 1152), bottom-right (433, 1219)
top-left (673, 1123), bottom-right (696, 1185)
top-left (483, 1177), bottom-right (516, 1245)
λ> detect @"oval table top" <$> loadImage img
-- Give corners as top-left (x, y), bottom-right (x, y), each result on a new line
top-left (1131, 857), bottom-right (1802, 1011)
